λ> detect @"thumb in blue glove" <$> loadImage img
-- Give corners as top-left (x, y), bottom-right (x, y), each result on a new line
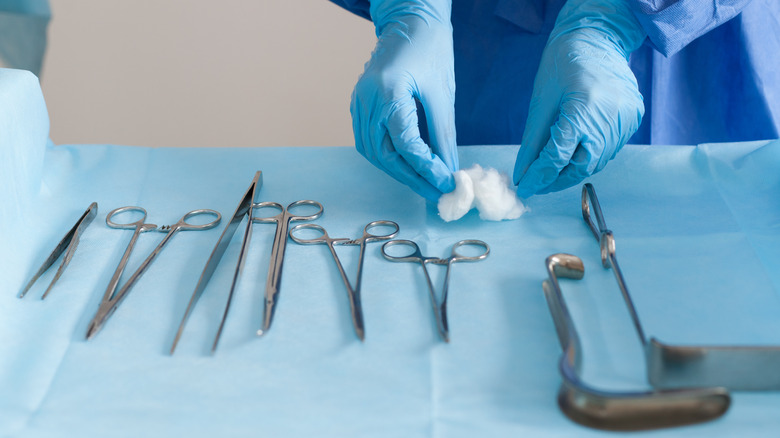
top-left (351, 0), bottom-right (458, 201)
top-left (514, 0), bottom-right (647, 198)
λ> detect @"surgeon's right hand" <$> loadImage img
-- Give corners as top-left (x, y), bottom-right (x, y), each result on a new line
top-left (351, 0), bottom-right (457, 201)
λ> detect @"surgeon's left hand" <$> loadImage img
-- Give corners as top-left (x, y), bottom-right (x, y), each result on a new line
top-left (514, 0), bottom-right (647, 198)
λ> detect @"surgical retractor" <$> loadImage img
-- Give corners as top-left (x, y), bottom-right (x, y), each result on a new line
top-left (543, 253), bottom-right (730, 431)
top-left (582, 183), bottom-right (780, 390)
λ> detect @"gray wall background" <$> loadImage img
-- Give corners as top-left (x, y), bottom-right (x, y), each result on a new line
top-left (41, 1), bottom-right (376, 147)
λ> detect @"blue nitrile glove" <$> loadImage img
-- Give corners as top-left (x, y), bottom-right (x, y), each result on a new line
top-left (514, 0), bottom-right (647, 198)
top-left (351, 0), bottom-right (457, 201)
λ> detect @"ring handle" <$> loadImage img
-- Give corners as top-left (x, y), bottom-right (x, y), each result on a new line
top-left (289, 223), bottom-right (328, 244)
top-left (450, 240), bottom-right (490, 261)
top-left (106, 206), bottom-right (152, 230)
top-left (286, 200), bottom-right (324, 221)
top-left (582, 184), bottom-right (608, 241)
top-left (251, 201), bottom-right (285, 223)
top-left (381, 239), bottom-right (423, 262)
top-left (363, 220), bottom-right (400, 241)
top-left (177, 209), bottom-right (222, 230)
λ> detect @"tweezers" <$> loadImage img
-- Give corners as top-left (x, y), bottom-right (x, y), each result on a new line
top-left (543, 253), bottom-right (730, 431)
top-left (171, 171), bottom-right (262, 354)
top-left (583, 183), bottom-right (780, 390)
top-left (18, 202), bottom-right (97, 299)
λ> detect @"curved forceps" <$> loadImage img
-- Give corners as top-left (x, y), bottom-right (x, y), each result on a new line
top-left (289, 221), bottom-right (399, 340)
top-left (252, 200), bottom-right (323, 336)
top-left (381, 239), bottom-right (489, 342)
top-left (86, 207), bottom-right (221, 339)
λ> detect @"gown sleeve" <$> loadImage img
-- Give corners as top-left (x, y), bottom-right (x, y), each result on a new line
top-left (628, 0), bottom-right (754, 56)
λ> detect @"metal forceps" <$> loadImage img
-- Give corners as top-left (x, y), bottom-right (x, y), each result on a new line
top-left (19, 202), bottom-right (97, 299)
top-left (582, 183), bottom-right (780, 390)
top-left (381, 239), bottom-right (489, 342)
top-left (289, 221), bottom-right (399, 340)
top-left (253, 200), bottom-right (323, 336)
top-left (86, 206), bottom-right (221, 339)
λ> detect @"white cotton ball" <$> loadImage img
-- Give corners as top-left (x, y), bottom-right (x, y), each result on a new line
top-left (472, 168), bottom-right (527, 221)
top-left (462, 163), bottom-right (485, 184)
top-left (437, 170), bottom-right (476, 222)
top-left (437, 163), bottom-right (527, 222)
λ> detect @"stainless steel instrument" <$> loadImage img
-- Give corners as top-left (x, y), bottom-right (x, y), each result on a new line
top-left (543, 252), bottom-right (730, 431)
top-left (381, 239), bottom-right (489, 342)
top-left (289, 221), bottom-right (399, 340)
top-left (19, 202), bottom-right (97, 299)
top-left (171, 171), bottom-right (323, 353)
top-left (582, 182), bottom-right (780, 390)
top-left (87, 206), bottom-right (221, 339)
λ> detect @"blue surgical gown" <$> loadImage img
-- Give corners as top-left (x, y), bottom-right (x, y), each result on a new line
top-left (0, 0), bottom-right (50, 77)
top-left (330, 0), bottom-right (780, 146)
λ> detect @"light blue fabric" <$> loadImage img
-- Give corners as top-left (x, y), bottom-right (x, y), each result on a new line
top-left (4, 126), bottom-right (780, 434)
top-left (0, 68), bottom-right (48, 236)
top-left (331, 0), bottom-right (779, 147)
top-left (0, 0), bottom-right (50, 76)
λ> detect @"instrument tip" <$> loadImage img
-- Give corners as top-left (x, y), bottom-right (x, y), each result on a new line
top-left (85, 323), bottom-right (97, 340)
top-left (256, 329), bottom-right (265, 336)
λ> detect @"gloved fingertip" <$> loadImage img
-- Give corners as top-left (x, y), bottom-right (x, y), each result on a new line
top-left (513, 145), bottom-right (537, 185)
top-left (512, 163), bottom-right (524, 185)
top-left (515, 183), bottom-right (536, 199)
top-left (439, 172), bottom-right (456, 194)
top-left (419, 186), bottom-right (442, 202)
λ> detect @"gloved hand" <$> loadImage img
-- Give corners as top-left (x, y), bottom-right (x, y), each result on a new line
top-left (514, 0), bottom-right (647, 198)
top-left (351, 0), bottom-right (457, 201)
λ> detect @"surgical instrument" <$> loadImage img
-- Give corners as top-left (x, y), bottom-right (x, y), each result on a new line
top-left (254, 199), bottom-right (323, 336)
top-left (289, 221), bottom-right (399, 340)
top-left (171, 172), bottom-right (323, 353)
top-left (172, 171), bottom-right (263, 354)
top-left (381, 239), bottom-right (489, 342)
top-left (86, 206), bottom-right (221, 340)
top-left (582, 183), bottom-right (780, 390)
top-left (543, 253), bottom-right (730, 431)
top-left (19, 202), bottom-right (97, 299)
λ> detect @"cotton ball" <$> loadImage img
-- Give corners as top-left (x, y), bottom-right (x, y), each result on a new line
top-left (472, 167), bottom-right (527, 221)
top-left (437, 170), bottom-right (476, 222)
top-left (462, 163), bottom-right (485, 184)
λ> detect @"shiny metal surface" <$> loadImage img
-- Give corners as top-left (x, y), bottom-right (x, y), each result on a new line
top-left (582, 183), bottom-right (780, 390)
top-left (543, 253), bottom-right (730, 431)
top-left (253, 200), bottom-right (323, 336)
top-left (171, 171), bottom-right (263, 354)
top-left (289, 220), bottom-right (399, 340)
top-left (381, 239), bottom-right (489, 342)
top-left (86, 207), bottom-right (221, 340)
top-left (18, 202), bottom-right (97, 299)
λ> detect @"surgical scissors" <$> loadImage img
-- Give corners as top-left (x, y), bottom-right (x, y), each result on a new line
top-left (86, 206), bottom-right (221, 339)
top-left (253, 200), bottom-right (323, 336)
top-left (381, 239), bottom-right (489, 342)
top-left (289, 221), bottom-right (399, 340)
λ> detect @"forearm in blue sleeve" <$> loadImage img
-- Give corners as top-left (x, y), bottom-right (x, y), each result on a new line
top-left (628, 0), bottom-right (753, 56)
top-left (328, 0), bottom-right (372, 20)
